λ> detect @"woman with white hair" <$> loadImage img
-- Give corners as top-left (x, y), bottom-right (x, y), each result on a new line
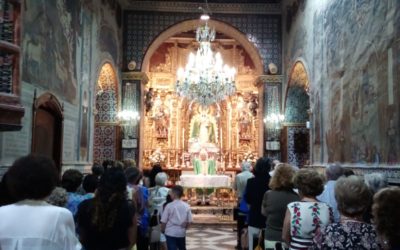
top-left (313, 176), bottom-right (380, 249)
top-left (149, 172), bottom-right (170, 250)
top-left (149, 172), bottom-right (170, 215)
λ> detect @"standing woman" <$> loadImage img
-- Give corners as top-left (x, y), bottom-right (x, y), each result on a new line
top-left (244, 157), bottom-right (272, 250)
top-left (76, 167), bottom-right (137, 250)
top-left (262, 164), bottom-right (300, 249)
top-left (282, 169), bottom-right (333, 249)
top-left (0, 155), bottom-right (81, 249)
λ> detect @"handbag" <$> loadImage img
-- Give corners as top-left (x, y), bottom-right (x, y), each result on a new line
top-left (150, 224), bottom-right (161, 243)
top-left (149, 210), bottom-right (161, 243)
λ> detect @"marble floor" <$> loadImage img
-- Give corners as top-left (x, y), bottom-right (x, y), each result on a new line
top-left (186, 225), bottom-right (237, 250)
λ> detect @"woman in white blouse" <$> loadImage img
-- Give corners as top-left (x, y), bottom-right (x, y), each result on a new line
top-left (0, 155), bottom-right (81, 250)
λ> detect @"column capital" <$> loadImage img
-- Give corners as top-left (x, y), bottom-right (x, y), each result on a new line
top-left (122, 71), bottom-right (149, 84)
top-left (255, 74), bottom-right (283, 86)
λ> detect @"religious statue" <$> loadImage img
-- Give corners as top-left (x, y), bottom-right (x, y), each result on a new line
top-left (152, 96), bottom-right (169, 138)
top-left (238, 110), bottom-right (252, 139)
top-left (188, 107), bottom-right (219, 175)
top-left (144, 88), bottom-right (154, 112)
top-left (190, 108), bottom-right (217, 144)
top-left (191, 112), bottom-right (216, 144)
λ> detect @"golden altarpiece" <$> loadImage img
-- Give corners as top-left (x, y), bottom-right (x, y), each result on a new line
top-left (141, 33), bottom-right (261, 180)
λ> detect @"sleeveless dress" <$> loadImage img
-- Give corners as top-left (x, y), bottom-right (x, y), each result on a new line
top-left (287, 201), bottom-right (333, 250)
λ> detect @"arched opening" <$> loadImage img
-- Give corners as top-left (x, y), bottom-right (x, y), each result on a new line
top-left (139, 19), bottom-right (264, 176)
top-left (282, 61), bottom-right (310, 167)
top-left (31, 92), bottom-right (64, 172)
top-left (141, 19), bottom-right (264, 75)
top-left (93, 63), bottom-right (119, 164)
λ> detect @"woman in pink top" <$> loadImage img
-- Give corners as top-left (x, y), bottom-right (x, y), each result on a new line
top-left (161, 185), bottom-right (192, 250)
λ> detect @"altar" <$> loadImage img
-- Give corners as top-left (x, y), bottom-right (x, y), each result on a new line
top-left (179, 174), bottom-right (232, 206)
top-left (179, 174), bottom-right (231, 188)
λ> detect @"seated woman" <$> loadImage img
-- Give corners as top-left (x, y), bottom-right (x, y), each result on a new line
top-left (313, 175), bottom-right (380, 249)
top-left (282, 169), bottom-right (333, 249)
top-left (76, 167), bottom-right (137, 250)
top-left (262, 163), bottom-right (300, 250)
top-left (0, 155), bottom-right (81, 250)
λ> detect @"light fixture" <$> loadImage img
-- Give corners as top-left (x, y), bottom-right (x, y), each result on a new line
top-left (176, 18), bottom-right (236, 106)
top-left (264, 113), bottom-right (284, 140)
top-left (263, 113), bottom-right (285, 129)
top-left (117, 83), bottom-right (140, 139)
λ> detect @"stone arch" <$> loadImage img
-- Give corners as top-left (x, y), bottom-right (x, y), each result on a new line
top-left (93, 63), bottom-right (119, 163)
top-left (284, 60), bottom-right (310, 123)
top-left (283, 60), bottom-right (311, 167)
top-left (141, 19), bottom-right (264, 75)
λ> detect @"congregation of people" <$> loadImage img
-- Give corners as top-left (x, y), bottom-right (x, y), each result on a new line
top-left (0, 154), bottom-right (399, 250)
top-left (234, 158), bottom-right (400, 250)
top-left (0, 155), bottom-right (192, 250)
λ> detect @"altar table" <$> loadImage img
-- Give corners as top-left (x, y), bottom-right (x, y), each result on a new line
top-left (179, 174), bottom-right (231, 188)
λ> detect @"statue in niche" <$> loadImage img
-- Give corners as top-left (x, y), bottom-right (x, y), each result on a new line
top-left (190, 109), bottom-right (217, 145)
top-left (247, 93), bottom-right (259, 117)
top-left (144, 88), bottom-right (154, 112)
top-left (152, 95), bottom-right (169, 138)
top-left (238, 110), bottom-right (252, 140)
top-left (189, 107), bottom-right (219, 175)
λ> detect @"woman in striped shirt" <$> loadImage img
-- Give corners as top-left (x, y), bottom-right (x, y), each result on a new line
top-left (282, 169), bottom-right (333, 249)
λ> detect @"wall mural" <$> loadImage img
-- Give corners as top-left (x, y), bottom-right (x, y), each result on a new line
top-left (22, 0), bottom-right (81, 103)
top-left (284, 0), bottom-right (400, 165)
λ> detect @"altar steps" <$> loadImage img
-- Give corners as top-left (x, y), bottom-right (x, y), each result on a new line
top-left (190, 205), bottom-right (235, 225)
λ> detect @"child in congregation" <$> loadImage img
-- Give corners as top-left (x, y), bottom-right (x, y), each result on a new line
top-left (160, 185), bottom-right (192, 250)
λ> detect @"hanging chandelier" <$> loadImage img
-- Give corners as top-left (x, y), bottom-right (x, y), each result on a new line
top-left (176, 19), bottom-right (236, 106)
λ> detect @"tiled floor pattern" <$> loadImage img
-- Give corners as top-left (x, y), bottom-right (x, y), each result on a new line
top-left (186, 225), bottom-right (237, 250)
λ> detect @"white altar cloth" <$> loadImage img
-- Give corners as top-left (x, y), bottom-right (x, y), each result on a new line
top-left (179, 174), bottom-right (231, 188)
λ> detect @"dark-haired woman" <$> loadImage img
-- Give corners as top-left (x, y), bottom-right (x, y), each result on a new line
top-left (244, 157), bottom-right (272, 250)
top-left (76, 167), bottom-right (137, 250)
top-left (0, 155), bottom-right (81, 249)
top-left (62, 169), bottom-right (86, 216)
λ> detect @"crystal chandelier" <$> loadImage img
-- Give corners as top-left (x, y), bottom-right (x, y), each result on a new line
top-left (176, 21), bottom-right (236, 106)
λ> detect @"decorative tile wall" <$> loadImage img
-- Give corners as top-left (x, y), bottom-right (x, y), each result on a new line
top-left (93, 65), bottom-right (119, 163)
top-left (284, 85), bottom-right (309, 123)
top-left (124, 11), bottom-right (282, 73)
top-left (93, 125), bottom-right (117, 163)
top-left (287, 126), bottom-right (309, 167)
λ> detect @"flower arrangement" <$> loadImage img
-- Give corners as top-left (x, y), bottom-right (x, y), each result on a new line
top-left (149, 148), bottom-right (166, 164)
top-left (243, 151), bottom-right (257, 163)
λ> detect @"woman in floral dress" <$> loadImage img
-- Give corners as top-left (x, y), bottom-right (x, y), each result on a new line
top-left (313, 176), bottom-right (381, 250)
top-left (282, 169), bottom-right (333, 249)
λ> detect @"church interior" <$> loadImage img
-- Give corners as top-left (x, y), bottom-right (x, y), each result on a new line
top-left (0, 0), bottom-right (400, 249)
